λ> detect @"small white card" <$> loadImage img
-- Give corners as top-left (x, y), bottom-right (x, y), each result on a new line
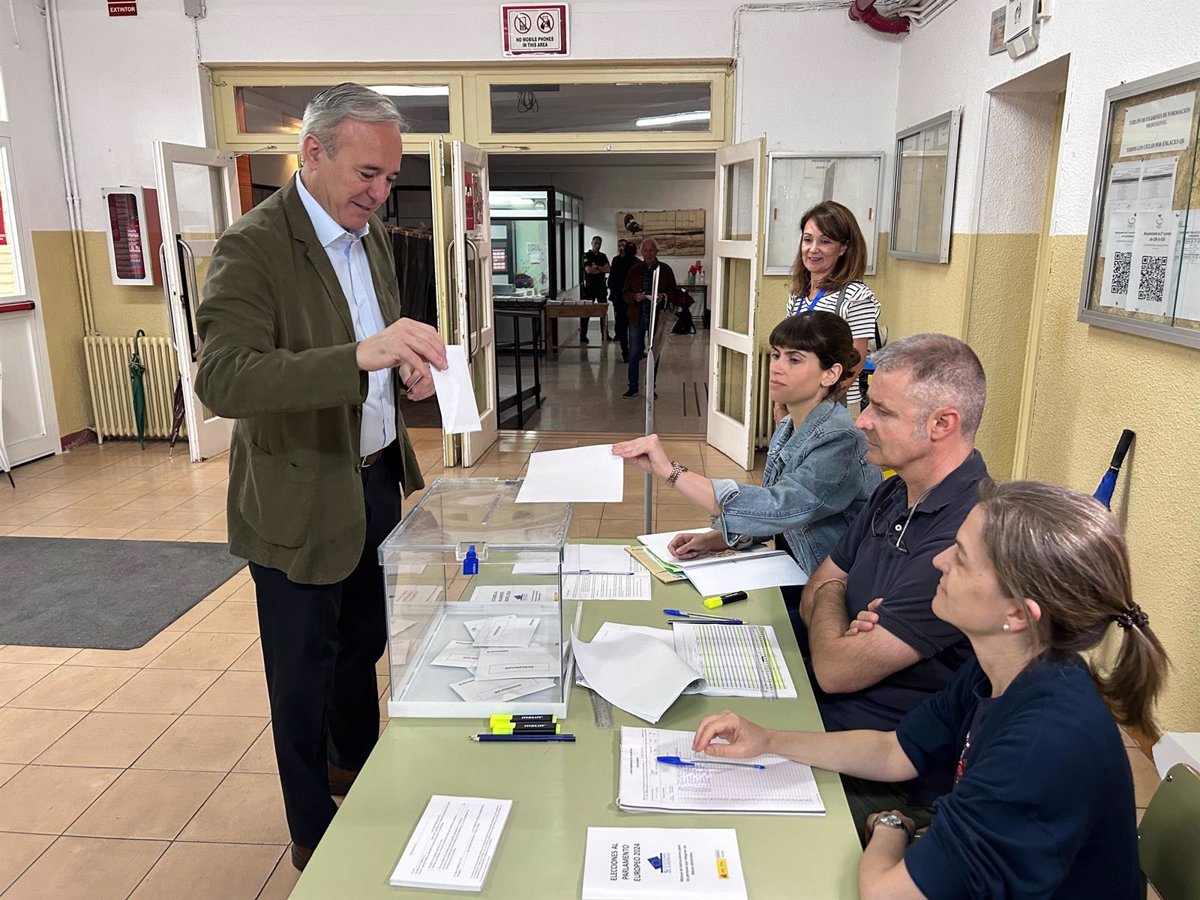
top-left (429, 344), bottom-right (483, 434)
top-left (449, 676), bottom-right (556, 703)
top-left (390, 795), bottom-right (511, 892)
top-left (582, 827), bottom-right (747, 899)
top-left (466, 615), bottom-right (540, 648)
top-left (431, 640), bottom-right (481, 669)
top-left (473, 647), bottom-right (560, 681)
top-left (516, 444), bottom-right (624, 503)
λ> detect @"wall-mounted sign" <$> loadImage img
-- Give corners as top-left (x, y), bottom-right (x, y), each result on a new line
top-left (501, 4), bottom-right (569, 57)
top-left (492, 247), bottom-right (508, 273)
top-left (107, 1), bottom-right (138, 16)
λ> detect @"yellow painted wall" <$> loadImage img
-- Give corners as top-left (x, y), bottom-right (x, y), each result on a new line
top-left (870, 233), bottom-right (972, 340)
top-left (1026, 234), bottom-right (1200, 732)
top-left (31, 231), bottom-right (89, 435)
top-left (83, 231), bottom-right (171, 338)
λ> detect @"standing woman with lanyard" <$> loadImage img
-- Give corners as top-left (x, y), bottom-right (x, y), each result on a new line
top-left (784, 201), bottom-right (880, 417)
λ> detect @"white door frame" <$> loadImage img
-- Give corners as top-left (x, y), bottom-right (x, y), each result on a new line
top-left (706, 138), bottom-right (764, 470)
top-left (153, 141), bottom-right (241, 462)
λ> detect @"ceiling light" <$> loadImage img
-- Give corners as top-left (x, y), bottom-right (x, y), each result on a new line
top-left (371, 85), bottom-right (450, 97)
top-left (635, 110), bottom-right (711, 128)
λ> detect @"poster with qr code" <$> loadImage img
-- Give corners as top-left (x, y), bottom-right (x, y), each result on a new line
top-left (1101, 211), bottom-right (1138, 308)
top-left (1129, 210), bottom-right (1180, 315)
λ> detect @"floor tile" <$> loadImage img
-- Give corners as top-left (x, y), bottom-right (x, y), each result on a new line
top-left (180, 529), bottom-right (227, 543)
top-left (8, 525), bottom-right (78, 537)
top-left (8, 665), bottom-right (135, 711)
top-left (36, 712), bottom-right (176, 768)
top-left (145, 632), bottom-right (256, 670)
top-left (0, 645), bottom-right (80, 665)
top-left (186, 670), bottom-right (270, 717)
top-left (65, 630), bottom-right (183, 669)
top-left (256, 852), bottom-right (302, 900)
top-left (97, 668), bottom-right (220, 715)
top-left (232, 725), bottom-right (277, 774)
top-left (1129, 746), bottom-right (1162, 807)
top-left (24, 506), bottom-right (105, 528)
top-left (568, 519), bottom-right (601, 539)
top-left (0, 708), bottom-right (87, 763)
top-left (130, 841), bottom-right (283, 900)
top-left (0, 832), bottom-right (54, 894)
top-left (121, 527), bottom-right (190, 541)
top-left (63, 526), bottom-right (133, 539)
top-left (178, 772), bottom-right (290, 844)
top-left (228, 640), bottom-right (264, 672)
top-left (0, 763), bottom-right (21, 789)
top-left (160, 599), bottom-right (222, 633)
top-left (0, 662), bottom-right (57, 705)
top-left (190, 601), bottom-right (260, 634)
top-left (0, 764), bottom-right (120, 833)
top-left (597, 517), bottom-right (645, 538)
top-left (67, 768), bottom-right (223, 840)
top-left (3, 835), bottom-right (168, 900)
top-left (134, 715), bottom-right (268, 772)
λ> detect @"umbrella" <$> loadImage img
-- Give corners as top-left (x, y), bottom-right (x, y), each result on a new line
top-left (128, 329), bottom-right (147, 450)
top-left (168, 376), bottom-right (186, 458)
top-left (1094, 429), bottom-right (1135, 509)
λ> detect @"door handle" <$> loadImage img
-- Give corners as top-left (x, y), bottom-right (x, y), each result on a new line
top-left (464, 238), bottom-right (481, 360)
top-left (177, 237), bottom-right (201, 361)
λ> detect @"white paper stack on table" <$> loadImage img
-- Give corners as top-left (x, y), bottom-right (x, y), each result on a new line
top-left (582, 827), bottom-right (748, 900)
top-left (617, 727), bottom-right (825, 815)
top-left (516, 444), bottom-right (624, 504)
top-left (512, 543), bottom-right (653, 601)
top-left (432, 613), bottom-right (560, 703)
top-left (390, 795), bottom-right (511, 892)
top-left (637, 529), bottom-right (808, 596)
top-left (571, 622), bottom-right (796, 723)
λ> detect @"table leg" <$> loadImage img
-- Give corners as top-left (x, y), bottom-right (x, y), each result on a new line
top-left (532, 318), bottom-right (543, 408)
top-left (515, 316), bottom-right (525, 430)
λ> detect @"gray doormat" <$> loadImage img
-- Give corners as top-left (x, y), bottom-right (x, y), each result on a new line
top-left (0, 537), bottom-right (247, 650)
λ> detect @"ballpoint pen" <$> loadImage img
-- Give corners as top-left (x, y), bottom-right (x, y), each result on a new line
top-left (656, 755), bottom-right (765, 770)
top-left (662, 609), bottom-right (743, 625)
top-left (469, 734), bottom-right (576, 743)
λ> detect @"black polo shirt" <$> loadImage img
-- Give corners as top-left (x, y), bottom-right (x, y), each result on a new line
top-left (807, 449), bottom-right (989, 733)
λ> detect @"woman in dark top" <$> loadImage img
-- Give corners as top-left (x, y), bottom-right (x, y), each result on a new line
top-left (693, 480), bottom-right (1167, 900)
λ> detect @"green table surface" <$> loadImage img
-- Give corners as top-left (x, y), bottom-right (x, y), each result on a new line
top-left (292, 562), bottom-right (861, 899)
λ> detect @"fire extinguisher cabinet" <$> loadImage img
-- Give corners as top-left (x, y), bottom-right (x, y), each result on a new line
top-left (101, 186), bottom-right (162, 286)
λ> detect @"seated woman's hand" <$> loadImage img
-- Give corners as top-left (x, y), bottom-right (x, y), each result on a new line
top-left (668, 529), bottom-right (728, 560)
top-left (692, 710), bottom-right (773, 759)
top-left (611, 435), bottom-right (673, 480)
top-left (772, 401), bottom-right (787, 425)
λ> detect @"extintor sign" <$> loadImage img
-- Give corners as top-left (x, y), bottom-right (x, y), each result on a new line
top-left (108, 1), bottom-right (138, 16)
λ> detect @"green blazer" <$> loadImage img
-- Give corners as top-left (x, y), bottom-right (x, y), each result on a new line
top-left (195, 177), bottom-right (424, 586)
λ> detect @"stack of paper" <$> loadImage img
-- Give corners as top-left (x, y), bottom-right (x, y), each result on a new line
top-left (582, 827), bottom-right (748, 900)
top-left (390, 795), bottom-right (511, 892)
top-left (437, 615), bottom-right (559, 703)
top-left (511, 544), bottom-right (653, 601)
top-left (636, 530), bottom-right (808, 595)
top-left (671, 624), bottom-right (797, 700)
top-left (617, 728), bottom-right (825, 815)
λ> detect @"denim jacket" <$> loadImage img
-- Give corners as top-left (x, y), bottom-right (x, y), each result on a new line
top-left (710, 398), bottom-right (882, 576)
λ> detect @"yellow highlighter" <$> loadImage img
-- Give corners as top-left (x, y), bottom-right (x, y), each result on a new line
top-left (703, 591), bottom-right (748, 610)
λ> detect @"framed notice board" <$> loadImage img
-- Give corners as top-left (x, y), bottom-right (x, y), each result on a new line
top-left (1078, 61), bottom-right (1200, 348)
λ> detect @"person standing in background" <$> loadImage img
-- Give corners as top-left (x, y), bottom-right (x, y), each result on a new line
top-left (608, 239), bottom-right (639, 362)
top-left (579, 235), bottom-right (610, 345)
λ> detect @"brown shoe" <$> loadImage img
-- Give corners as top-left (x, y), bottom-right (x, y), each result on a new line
top-left (291, 843), bottom-right (314, 871)
top-left (328, 762), bottom-right (359, 797)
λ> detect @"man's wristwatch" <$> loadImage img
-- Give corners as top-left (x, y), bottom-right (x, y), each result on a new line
top-left (873, 813), bottom-right (913, 840)
top-left (666, 462), bottom-right (688, 487)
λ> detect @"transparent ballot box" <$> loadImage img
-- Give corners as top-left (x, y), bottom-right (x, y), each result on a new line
top-left (379, 477), bottom-right (577, 718)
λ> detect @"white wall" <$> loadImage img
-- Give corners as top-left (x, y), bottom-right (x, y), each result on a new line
top-left (895, 0), bottom-right (1198, 236)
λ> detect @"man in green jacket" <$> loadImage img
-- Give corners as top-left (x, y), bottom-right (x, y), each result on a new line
top-left (195, 83), bottom-right (447, 871)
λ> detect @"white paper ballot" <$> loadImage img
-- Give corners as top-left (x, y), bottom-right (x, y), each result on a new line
top-left (431, 640), bottom-right (481, 669)
top-left (684, 553), bottom-right (808, 597)
top-left (467, 616), bottom-right (540, 648)
top-left (512, 544), bottom-right (638, 575)
top-left (473, 647), bottom-right (560, 681)
top-left (564, 573), bottom-right (653, 601)
top-left (390, 795), bottom-right (511, 892)
top-left (429, 344), bottom-right (483, 434)
top-left (449, 676), bottom-right (555, 703)
top-left (516, 444), bottom-right (624, 503)
top-left (572, 627), bottom-right (705, 723)
top-left (468, 585), bottom-right (554, 604)
top-left (582, 827), bottom-right (748, 900)
top-left (617, 727), bottom-right (825, 815)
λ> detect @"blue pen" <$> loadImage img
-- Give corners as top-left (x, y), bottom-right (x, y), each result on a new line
top-left (662, 609), bottom-right (743, 625)
top-left (656, 755), bottom-right (765, 770)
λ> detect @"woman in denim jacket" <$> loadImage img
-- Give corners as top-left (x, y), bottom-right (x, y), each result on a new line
top-left (613, 311), bottom-right (881, 576)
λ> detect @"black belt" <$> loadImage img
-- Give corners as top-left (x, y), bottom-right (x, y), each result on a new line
top-left (361, 446), bottom-right (388, 469)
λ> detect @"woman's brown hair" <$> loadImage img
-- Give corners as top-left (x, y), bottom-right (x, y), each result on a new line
top-left (787, 200), bottom-right (868, 298)
top-left (768, 311), bottom-right (860, 396)
top-left (978, 480), bottom-right (1168, 742)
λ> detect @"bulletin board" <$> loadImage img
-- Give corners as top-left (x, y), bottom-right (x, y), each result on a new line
top-left (764, 153), bottom-right (884, 276)
top-left (1078, 61), bottom-right (1200, 348)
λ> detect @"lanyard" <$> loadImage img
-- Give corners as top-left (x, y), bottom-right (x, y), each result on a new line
top-left (804, 288), bottom-right (826, 312)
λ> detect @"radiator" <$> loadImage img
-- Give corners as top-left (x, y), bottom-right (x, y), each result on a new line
top-left (83, 335), bottom-right (182, 442)
top-left (753, 349), bottom-right (773, 449)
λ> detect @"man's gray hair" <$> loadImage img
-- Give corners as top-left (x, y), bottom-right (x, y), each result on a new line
top-left (299, 83), bottom-right (408, 157)
top-left (640, 237), bottom-right (659, 251)
top-left (872, 333), bottom-right (986, 437)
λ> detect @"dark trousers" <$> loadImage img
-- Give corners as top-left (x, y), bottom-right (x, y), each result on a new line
top-left (250, 443), bottom-right (402, 848)
top-left (627, 302), bottom-right (651, 390)
top-left (611, 295), bottom-right (629, 358)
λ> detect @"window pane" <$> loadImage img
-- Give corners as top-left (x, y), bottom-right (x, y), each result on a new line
top-left (236, 85), bottom-right (451, 135)
top-left (719, 257), bottom-right (751, 334)
top-left (0, 146), bottom-right (25, 298)
top-left (723, 160), bottom-right (754, 241)
top-left (489, 82), bottom-right (711, 133)
top-left (716, 346), bottom-right (748, 425)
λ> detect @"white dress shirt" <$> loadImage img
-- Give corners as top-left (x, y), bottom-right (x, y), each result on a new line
top-left (295, 172), bottom-right (395, 457)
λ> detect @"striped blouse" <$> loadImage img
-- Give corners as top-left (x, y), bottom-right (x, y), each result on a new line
top-left (786, 280), bottom-right (881, 404)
